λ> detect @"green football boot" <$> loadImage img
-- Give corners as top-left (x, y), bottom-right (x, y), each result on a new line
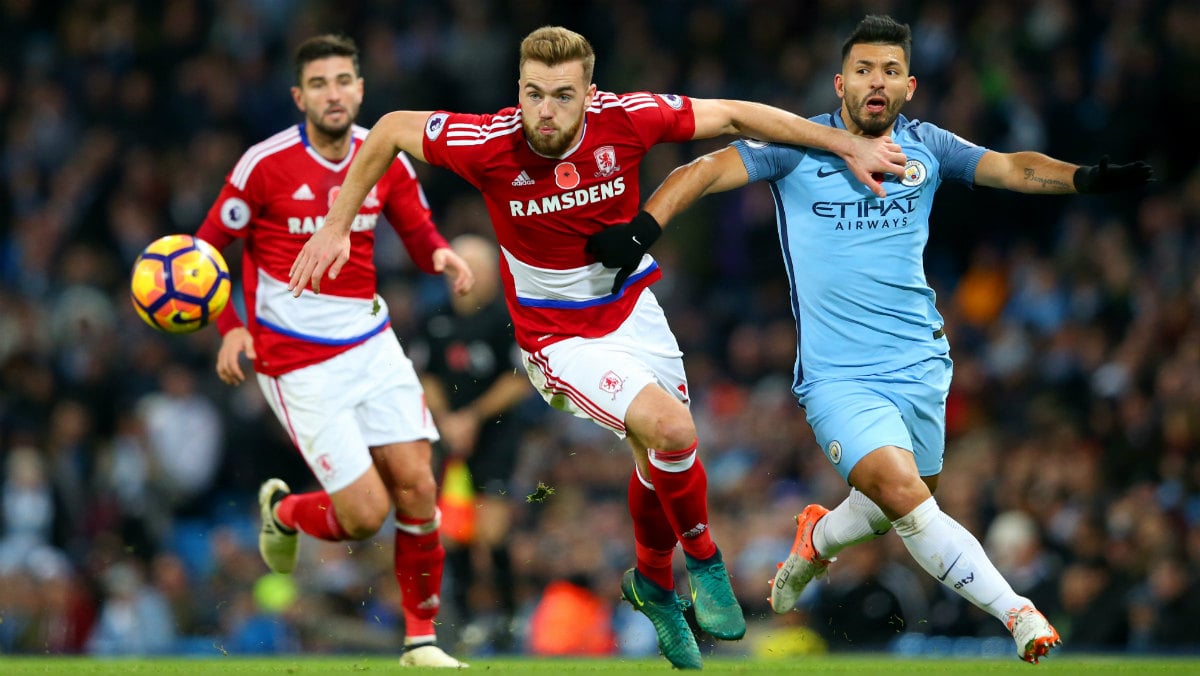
top-left (685, 548), bottom-right (746, 640)
top-left (620, 568), bottom-right (703, 670)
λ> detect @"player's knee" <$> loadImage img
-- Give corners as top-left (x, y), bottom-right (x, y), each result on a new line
top-left (413, 470), bottom-right (439, 502)
top-left (336, 496), bottom-right (390, 539)
top-left (391, 471), bottom-right (440, 513)
top-left (661, 423), bottom-right (697, 452)
top-left (343, 522), bottom-right (381, 540)
top-left (639, 407), bottom-right (696, 452)
top-left (862, 479), bottom-right (929, 520)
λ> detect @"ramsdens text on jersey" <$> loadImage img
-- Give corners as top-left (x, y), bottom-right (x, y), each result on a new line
top-left (509, 177), bottom-right (625, 216)
top-left (288, 214), bottom-right (378, 234)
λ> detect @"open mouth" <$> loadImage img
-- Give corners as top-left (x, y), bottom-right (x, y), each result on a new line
top-left (865, 95), bottom-right (887, 114)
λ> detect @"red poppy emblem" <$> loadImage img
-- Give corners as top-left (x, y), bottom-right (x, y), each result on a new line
top-left (555, 162), bottom-right (580, 189)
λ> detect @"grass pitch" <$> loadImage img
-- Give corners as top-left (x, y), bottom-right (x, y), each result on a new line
top-left (1, 655), bottom-right (1199, 675)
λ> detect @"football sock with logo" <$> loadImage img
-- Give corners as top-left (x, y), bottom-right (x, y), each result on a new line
top-left (628, 469), bottom-right (678, 590)
top-left (813, 488), bottom-right (892, 558)
top-left (647, 441), bottom-right (717, 561)
top-left (395, 511), bottom-right (445, 640)
top-left (276, 491), bottom-right (349, 541)
top-left (892, 497), bottom-right (1028, 621)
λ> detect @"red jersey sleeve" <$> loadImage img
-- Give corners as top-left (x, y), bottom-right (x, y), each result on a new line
top-left (621, 92), bottom-right (696, 148)
top-left (199, 166), bottom-right (261, 240)
top-left (381, 152), bottom-right (448, 275)
top-left (196, 165), bottom-right (264, 336)
top-left (420, 110), bottom-right (501, 189)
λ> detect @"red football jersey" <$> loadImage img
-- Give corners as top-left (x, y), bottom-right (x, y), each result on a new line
top-left (421, 91), bottom-right (695, 351)
top-left (199, 123), bottom-right (448, 376)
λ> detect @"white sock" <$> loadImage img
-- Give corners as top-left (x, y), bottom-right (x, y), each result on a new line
top-left (892, 497), bottom-right (1029, 622)
top-left (813, 488), bottom-right (891, 558)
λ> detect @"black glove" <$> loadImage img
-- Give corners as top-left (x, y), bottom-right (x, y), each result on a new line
top-left (1073, 156), bottom-right (1154, 194)
top-left (586, 211), bottom-right (662, 294)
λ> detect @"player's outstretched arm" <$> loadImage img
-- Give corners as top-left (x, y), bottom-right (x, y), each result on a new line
top-left (288, 110), bottom-right (434, 296)
top-left (689, 98), bottom-right (905, 198)
top-left (974, 151), bottom-right (1154, 194)
top-left (643, 146), bottom-right (751, 226)
top-left (588, 146), bottom-right (750, 292)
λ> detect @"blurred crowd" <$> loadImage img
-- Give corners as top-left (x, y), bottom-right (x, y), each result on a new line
top-left (1, 0), bottom-right (1198, 660)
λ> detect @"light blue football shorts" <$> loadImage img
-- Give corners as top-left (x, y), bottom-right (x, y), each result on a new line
top-left (797, 356), bottom-right (953, 482)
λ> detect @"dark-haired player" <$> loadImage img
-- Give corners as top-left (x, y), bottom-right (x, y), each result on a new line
top-left (195, 34), bottom-right (471, 668)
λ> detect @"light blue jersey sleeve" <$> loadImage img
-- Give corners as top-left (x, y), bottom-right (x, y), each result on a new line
top-left (734, 139), bottom-right (807, 183)
top-left (728, 115), bottom-right (987, 392)
top-left (916, 121), bottom-right (987, 186)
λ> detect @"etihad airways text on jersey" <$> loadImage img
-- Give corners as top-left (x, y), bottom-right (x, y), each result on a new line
top-left (508, 177), bottom-right (626, 217)
top-left (288, 213), bottom-right (378, 234)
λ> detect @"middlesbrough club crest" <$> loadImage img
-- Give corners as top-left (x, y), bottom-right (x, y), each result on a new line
top-left (593, 145), bottom-right (619, 177)
top-left (599, 370), bottom-right (624, 399)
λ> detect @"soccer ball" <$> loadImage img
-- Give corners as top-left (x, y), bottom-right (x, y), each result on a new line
top-left (130, 234), bottom-right (231, 333)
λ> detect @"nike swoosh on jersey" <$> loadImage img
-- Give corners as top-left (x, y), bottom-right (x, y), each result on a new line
top-left (816, 167), bottom-right (847, 178)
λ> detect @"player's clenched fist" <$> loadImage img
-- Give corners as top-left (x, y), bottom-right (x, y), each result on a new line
top-left (586, 211), bottom-right (662, 293)
top-left (288, 225), bottom-right (351, 296)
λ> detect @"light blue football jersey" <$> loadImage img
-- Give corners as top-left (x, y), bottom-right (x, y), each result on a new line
top-left (732, 112), bottom-right (987, 392)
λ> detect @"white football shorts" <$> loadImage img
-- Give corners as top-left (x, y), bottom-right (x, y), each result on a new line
top-left (522, 289), bottom-right (689, 438)
top-left (257, 329), bottom-right (438, 493)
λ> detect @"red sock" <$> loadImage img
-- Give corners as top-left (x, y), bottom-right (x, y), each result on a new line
top-left (395, 512), bottom-right (445, 640)
top-left (628, 470), bottom-right (677, 590)
top-left (647, 440), bottom-right (717, 561)
top-left (276, 491), bottom-right (349, 541)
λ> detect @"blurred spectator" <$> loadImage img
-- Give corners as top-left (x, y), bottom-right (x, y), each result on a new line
top-left (17, 546), bottom-right (96, 654)
top-left (135, 362), bottom-right (224, 519)
top-left (1059, 557), bottom-right (1129, 650)
top-left (984, 510), bottom-right (1061, 615)
top-left (224, 573), bottom-right (302, 654)
top-left (86, 558), bottom-right (177, 655)
top-left (0, 446), bottom-right (60, 567)
top-left (1128, 556), bottom-right (1200, 651)
top-left (527, 577), bottom-right (617, 656)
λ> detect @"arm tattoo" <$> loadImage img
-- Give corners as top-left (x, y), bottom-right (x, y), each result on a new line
top-left (1023, 167), bottom-right (1070, 190)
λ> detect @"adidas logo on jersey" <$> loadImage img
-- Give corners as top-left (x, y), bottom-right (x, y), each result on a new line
top-left (292, 183), bottom-right (316, 200)
top-left (511, 171), bottom-right (535, 187)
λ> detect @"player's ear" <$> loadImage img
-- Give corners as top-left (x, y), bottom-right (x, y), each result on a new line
top-left (905, 76), bottom-right (917, 101)
top-left (833, 74), bottom-right (845, 99)
top-left (290, 86), bottom-right (304, 112)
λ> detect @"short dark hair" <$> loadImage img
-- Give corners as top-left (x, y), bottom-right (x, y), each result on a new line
top-left (294, 34), bottom-right (360, 85)
top-left (842, 15), bottom-right (912, 68)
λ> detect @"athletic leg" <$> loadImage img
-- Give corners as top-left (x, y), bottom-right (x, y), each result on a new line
top-left (374, 439), bottom-right (467, 668)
